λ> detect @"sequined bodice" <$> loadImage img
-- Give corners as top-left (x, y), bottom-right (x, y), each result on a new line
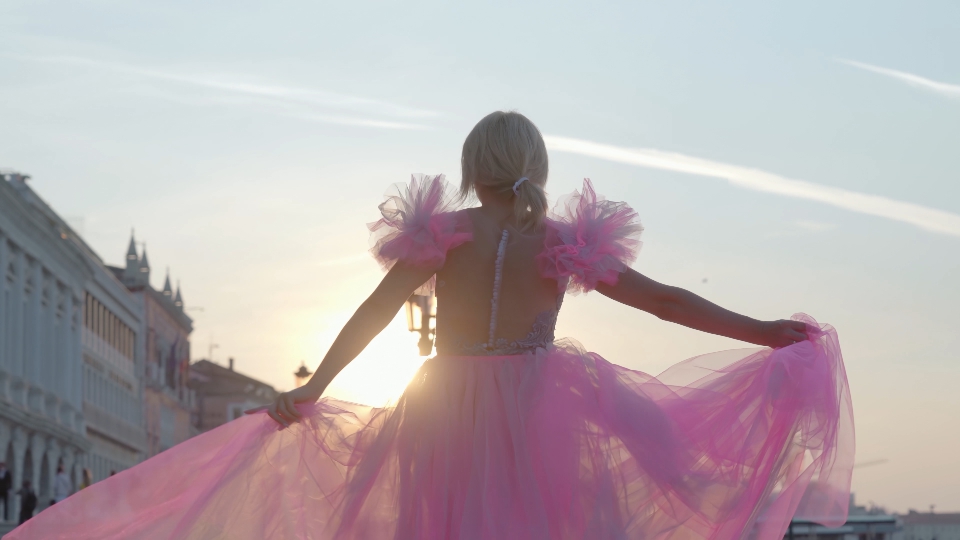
top-left (455, 297), bottom-right (563, 356)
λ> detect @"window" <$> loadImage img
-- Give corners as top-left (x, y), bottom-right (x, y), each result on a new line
top-left (83, 294), bottom-right (136, 360)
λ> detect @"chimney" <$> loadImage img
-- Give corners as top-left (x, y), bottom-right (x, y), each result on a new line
top-left (228, 357), bottom-right (234, 371)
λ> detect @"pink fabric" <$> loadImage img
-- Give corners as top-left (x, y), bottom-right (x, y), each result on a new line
top-left (537, 179), bottom-right (643, 293)
top-left (9, 316), bottom-right (852, 540)
top-left (8, 179), bottom-right (855, 539)
top-left (368, 174), bottom-right (472, 294)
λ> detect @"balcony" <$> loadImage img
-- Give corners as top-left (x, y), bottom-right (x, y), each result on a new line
top-left (82, 328), bottom-right (135, 379)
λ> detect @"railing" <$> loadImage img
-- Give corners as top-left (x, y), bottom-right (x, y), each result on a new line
top-left (82, 328), bottom-right (136, 380)
top-left (0, 368), bottom-right (85, 433)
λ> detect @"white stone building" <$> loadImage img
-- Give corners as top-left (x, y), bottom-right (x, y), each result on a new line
top-left (0, 171), bottom-right (90, 521)
top-left (6, 172), bottom-right (149, 484)
top-left (78, 256), bottom-right (145, 480)
top-left (1, 170), bottom-right (158, 527)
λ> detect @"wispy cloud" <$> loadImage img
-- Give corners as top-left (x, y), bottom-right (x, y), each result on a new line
top-left (544, 135), bottom-right (960, 238)
top-left (837, 59), bottom-right (960, 99)
top-left (294, 114), bottom-right (431, 131)
top-left (10, 54), bottom-right (437, 129)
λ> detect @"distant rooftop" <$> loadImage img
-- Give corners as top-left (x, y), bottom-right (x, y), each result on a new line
top-left (901, 511), bottom-right (960, 525)
top-left (189, 359), bottom-right (278, 399)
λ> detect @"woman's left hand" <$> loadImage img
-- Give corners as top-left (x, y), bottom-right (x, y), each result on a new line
top-left (244, 382), bottom-right (324, 428)
top-left (761, 319), bottom-right (810, 348)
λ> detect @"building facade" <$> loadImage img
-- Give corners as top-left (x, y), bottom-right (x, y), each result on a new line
top-left (0, 169), bottom-right (200, 528)
top-left (189, 358), bottom-right (278, 432)
top-left (80, 271), bottom-right (145, 480)
top-left (7, 171), bottom-right (150, 485)
top-left (782, 515), bottom-right (900, 540)
top-left (110, 240), bottom-right (196, 457)
top-left (0, 172), bottom-right (90, 522)
top-left (897, 511), bottom-right (960, 540)
top-left (770, 495), bottom-right (901, 540)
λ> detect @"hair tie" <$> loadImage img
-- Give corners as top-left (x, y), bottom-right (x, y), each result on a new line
top-left (512, 177), bottom-right (528, 195)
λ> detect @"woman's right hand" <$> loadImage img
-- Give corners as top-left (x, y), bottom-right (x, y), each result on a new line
top-left (244, 381), bottom-right (325, 428)
top-left (761, 319), bottom-right (810, 348)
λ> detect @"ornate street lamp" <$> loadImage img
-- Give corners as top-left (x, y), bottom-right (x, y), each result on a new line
top-left (405, 294), bottom-right (436, 356)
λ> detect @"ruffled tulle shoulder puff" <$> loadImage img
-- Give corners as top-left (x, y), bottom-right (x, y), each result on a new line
top-left (537, 179), bottom-right (643, 293)
top-left (369, 174), bottom-right (472, 278)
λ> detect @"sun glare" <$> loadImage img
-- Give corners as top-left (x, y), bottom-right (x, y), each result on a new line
top-left (322, 315), bottom-right (428, 407)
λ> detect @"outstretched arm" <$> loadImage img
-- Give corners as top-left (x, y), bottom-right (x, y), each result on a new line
top-left (596, 268), bottom-right (808, 348)
top-left (252, 261), bottom-right (436, 427)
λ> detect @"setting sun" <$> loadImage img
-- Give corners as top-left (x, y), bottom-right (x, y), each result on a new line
top-left (322, 314), bottom-right (429, 407)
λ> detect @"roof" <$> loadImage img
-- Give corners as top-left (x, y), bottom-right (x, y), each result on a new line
top-left (189, 359), bottom-right (278, 398)
top-left (107, 264), bottom-right (194, 330)
top-left (901, 512), bottom-right (960, 526)
top-left (5, 172), bottom-right (105, 266)
top-left (144, 285), bottom-right (193, 331)
top-left (2, 173), bottom-right (144, 312)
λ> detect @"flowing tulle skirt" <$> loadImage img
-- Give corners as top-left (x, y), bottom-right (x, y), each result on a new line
top-left (9, 315), bottom-right (853, 540)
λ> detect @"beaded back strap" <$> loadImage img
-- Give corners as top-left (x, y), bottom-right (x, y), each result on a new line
top-left (487, 230), bottom-right (509, 349)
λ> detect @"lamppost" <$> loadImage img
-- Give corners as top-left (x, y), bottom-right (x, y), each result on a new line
top-left (294, 362), bottom-right (313, 388)
top-left (405, 294), bottom-right (436, 356)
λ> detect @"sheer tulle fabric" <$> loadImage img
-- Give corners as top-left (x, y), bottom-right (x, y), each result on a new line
top-left (538, 179), bottom-right (643, 294)
top-left (10, 178), bottom-right (854, 539)
top-left (9, 315), bottom-right (852, 540)
top-left (368, 174), bottom-right (472, 294)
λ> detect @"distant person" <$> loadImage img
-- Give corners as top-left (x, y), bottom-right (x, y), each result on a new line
top-left (0, 461), bottom-right (11, 520)
top-left (17, 480), bottom-right (37, 525)
top-left (3, 111), bottom-right (855, 539)
top-left (79, 468), bottom-right (93, 490)
top-left (53, 465), bottom-right (71, 503)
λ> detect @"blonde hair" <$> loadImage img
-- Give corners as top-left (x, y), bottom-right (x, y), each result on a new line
top-left (461, 111), bottom-right (549, 231)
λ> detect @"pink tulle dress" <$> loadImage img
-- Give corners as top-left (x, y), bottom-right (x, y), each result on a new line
top-left (10, 176), bottom-right (854, 540)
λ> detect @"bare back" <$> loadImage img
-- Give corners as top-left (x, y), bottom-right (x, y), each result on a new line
top-left (435, 208), bottom-right (563, 355)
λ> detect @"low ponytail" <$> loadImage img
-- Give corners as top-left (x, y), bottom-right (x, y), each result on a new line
top-left (512, 178), bottom-right (548, 231)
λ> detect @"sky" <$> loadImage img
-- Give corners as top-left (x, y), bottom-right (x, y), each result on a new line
top-left (2, 0), bottom-right (958, 513)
